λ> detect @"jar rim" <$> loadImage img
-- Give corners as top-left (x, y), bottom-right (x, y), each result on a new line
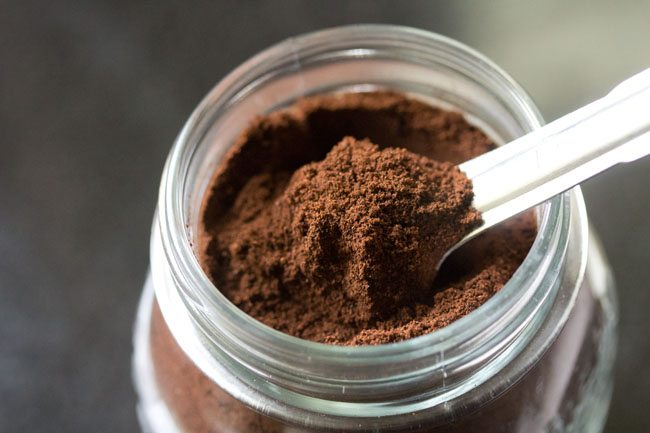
top-left (153, 24), bottom-right (573, 420)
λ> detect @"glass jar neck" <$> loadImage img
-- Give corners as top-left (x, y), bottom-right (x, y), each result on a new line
top-left (151, 25), bottom-right (584, 426)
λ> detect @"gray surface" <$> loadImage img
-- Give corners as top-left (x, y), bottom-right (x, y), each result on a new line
top-left (1, 1), bottom-right (648, 432)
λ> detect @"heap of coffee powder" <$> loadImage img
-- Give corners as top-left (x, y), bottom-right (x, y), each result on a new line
top-left (199, 91), bottom-right (536, 345)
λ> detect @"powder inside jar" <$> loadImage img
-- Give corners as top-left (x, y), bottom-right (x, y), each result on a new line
top-left (199, 91), bottom-right (536, 345)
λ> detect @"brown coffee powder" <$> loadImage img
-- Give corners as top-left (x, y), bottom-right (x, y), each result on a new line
top-left (199, 91), bottom-right (537, 345)
top-left (148, 91), bottom-right (606, 433)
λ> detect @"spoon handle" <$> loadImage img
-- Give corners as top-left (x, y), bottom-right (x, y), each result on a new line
top-left (460, 67), bottom-right (650, 232)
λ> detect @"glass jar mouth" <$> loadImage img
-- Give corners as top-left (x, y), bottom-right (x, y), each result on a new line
top-left (153, 24), bottom-right (572, 418)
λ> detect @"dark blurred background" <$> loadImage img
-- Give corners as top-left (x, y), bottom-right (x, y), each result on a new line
top-left (1, 1), bottom-right (648, 432)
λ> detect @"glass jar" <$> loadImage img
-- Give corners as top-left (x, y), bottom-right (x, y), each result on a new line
top-left (132, 25), bottom-right (617, 433)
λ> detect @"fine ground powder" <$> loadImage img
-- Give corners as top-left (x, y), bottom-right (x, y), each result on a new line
top-left (199, 91), bottom-right (537, 345)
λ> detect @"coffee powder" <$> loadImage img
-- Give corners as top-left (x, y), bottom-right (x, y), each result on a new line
top-left (198, 91), bottom-right (536, 345)
top-left (147, 91), bottom-right (609, 433)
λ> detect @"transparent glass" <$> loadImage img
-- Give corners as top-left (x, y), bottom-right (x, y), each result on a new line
top-left (132, 25), bottom-right (617, 433)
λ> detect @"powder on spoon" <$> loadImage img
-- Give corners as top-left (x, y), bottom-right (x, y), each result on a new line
top-left (211, 136), bottom-right (480, 332)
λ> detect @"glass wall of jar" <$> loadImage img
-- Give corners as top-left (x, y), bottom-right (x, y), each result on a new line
top-left (132, 25), bottom-right (617, 433)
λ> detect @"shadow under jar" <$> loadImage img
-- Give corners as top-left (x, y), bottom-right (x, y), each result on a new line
top-left (132, 25), bottom-right (617, 433)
